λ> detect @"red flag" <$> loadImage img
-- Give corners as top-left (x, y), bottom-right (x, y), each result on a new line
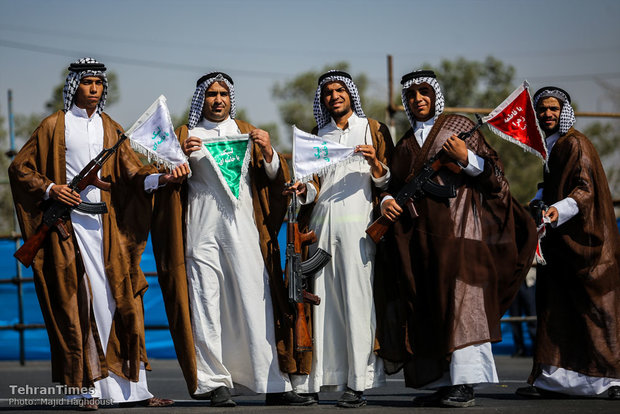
top-left (482, 81), bottom-right (547, 162)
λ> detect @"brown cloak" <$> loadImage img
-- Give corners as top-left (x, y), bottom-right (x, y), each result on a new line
top-left (379, 114), bottom-right (537, 388)
top-left (151, 119), bottom-right (295, 395)
top-left (529, 128), bottom-right (620, 382)
top-left (8, 110), bottom-right (156, 387)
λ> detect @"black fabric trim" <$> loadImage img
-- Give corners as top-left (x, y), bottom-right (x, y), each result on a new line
top-left (400, 70), bottom-right (436, 85)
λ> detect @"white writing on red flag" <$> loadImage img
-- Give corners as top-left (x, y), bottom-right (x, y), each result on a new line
top-left (293, 125), bottom-right (359, 182)
top-left (482, 81), bottom-right (547, 162)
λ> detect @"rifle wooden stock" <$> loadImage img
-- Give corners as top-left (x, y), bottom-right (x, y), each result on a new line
top-left (365, 215), bottom-right (393, 244)
top-left (302, 290), bottom-right (320, 305)
top-left (79, 172), bottom-right (111, 191)
top-left (14, 223), bottom-right (51, 267)
top-left (288, 222), bottom-right (318, 353)
top-left (294, 302), bottom-right (313, 352)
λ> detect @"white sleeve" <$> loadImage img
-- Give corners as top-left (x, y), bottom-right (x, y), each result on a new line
top-left (371, 163), bottom-right (391, 190)
top-left (550, 197), bottom-right (579, 228)
top-left (144, 174), bottom-right (163, 193)
top-left (44, 183), bottom-right (55, 200)
top-left (380, 195), bottom-right (395, 208)
top-left (263, 147), bottom-right (280, 180)
top-left (461, 150), bottom-right (485, 177)
top-left (299, 182), bottom-right (318, 206)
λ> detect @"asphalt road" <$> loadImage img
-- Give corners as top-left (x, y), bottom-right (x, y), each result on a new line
top-left (0, 356), bottom-right (617, 413)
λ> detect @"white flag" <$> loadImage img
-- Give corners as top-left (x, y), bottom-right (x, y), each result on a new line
top-left (293, 125), bottom-right (359, 182)
top-left (126, 95), bottom-right (189, 173)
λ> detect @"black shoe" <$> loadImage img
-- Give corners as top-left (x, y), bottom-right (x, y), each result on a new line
top-left (516, 385), bottom-right (541, 398)
top-left (440, 385), bottom-right (475, 408)
top-left (608, 386), bottom-right (620, 400)
top-left (412, 387), bottom-right (449, 407)
top-left (265, 391), bottom-right (317, 406)
top-left (299, 392), bottom-right (319, 403)
top-left (211, 386), bottom-right (236, 407)
top-left (336, 388), bottom-right (366, 408)
top-left (516, 385), bottom-right (568, 399)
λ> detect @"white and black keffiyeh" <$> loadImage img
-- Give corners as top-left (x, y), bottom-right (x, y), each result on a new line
top-left (62, 57), bottom-right (108, 114)
top-left (188, 72), bottom-right (236, 129)
top-left (400, 69), bottom-right (445, 129)
top-left (533, 87), bottom-right (576, 135)
top-left (313, 70), bottom-right (366, 129)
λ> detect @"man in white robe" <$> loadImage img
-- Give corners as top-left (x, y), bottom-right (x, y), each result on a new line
top-left (9, 58), bottom-right (187, 409)
top-left (169, 72), bottom-right (315, 407)
top-left (287, 70), bottom-right (393, 408)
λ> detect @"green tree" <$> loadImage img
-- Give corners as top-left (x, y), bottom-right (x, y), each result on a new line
top-left (583, 120), bottom-right (620, 199)
top-left (235, 108), bottom-right (281, 149)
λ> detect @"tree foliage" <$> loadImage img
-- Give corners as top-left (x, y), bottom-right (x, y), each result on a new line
top-left (583, 120), bottom-right (620, 198)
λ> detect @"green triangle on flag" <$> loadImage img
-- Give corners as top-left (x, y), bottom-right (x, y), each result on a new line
top-left (203, 138), bottom-right (249, 199)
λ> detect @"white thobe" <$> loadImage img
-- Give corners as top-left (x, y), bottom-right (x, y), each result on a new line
top-left (530, 132), bottom-right (620, 396)
top-left (292, 114), bottom-right (387, 393)
top-left (184, 116), bottom-right (292, 395)
top-left (61, 105), bottom-right (158, 403)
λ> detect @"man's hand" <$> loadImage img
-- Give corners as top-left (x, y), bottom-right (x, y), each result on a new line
top-left (443, 134), bottom-right (468, 166)
top-left (182, 136), bottom-right (202, 156)
top-left (355, 145), bottom-right (385, 178)
top-left (158, 163), bottom-right (191, 186)
top-left (249, 129), bottom-right (273, 163)
top-left (381, 198), bottom-right (403, 222)
top-left (543, 206), bottom-right (559, 223)
top-left (49, 184), bottom-right (81, 207)
top-left (283, 181), bottom-right (308, 198)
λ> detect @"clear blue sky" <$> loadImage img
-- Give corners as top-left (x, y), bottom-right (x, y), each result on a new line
top-left (1, 0), bottom-right (619, 147)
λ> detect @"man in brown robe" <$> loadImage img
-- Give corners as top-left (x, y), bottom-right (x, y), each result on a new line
top-left (151, 72), bottom-right (315, 407)
top-left (516, 87), bottom-right (620, 399)
top-left (8, 57), bottom-right (183, 408)
top-left (380, 70), bottom-right (536, 407)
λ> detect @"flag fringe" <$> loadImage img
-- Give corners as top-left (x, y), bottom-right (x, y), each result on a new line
top-left (485, 123), bottom-right (546, 161)
top-left (130, 139), bottom-right (188, 174)
top-left (296, 154), bottom-right (364, 183)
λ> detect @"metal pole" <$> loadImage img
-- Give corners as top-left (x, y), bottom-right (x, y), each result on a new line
top-left (8, 89), bottom-right (26, 365)
top-left (386, 55), bottom-right (396, 141)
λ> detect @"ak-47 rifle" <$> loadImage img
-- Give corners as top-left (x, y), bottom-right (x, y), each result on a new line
top-left (285, 183), bottom-right (331, 352)
top-left (366, 115), bottom-right (484, 243)
top-left (14, 130), bottom-right (129, 267)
